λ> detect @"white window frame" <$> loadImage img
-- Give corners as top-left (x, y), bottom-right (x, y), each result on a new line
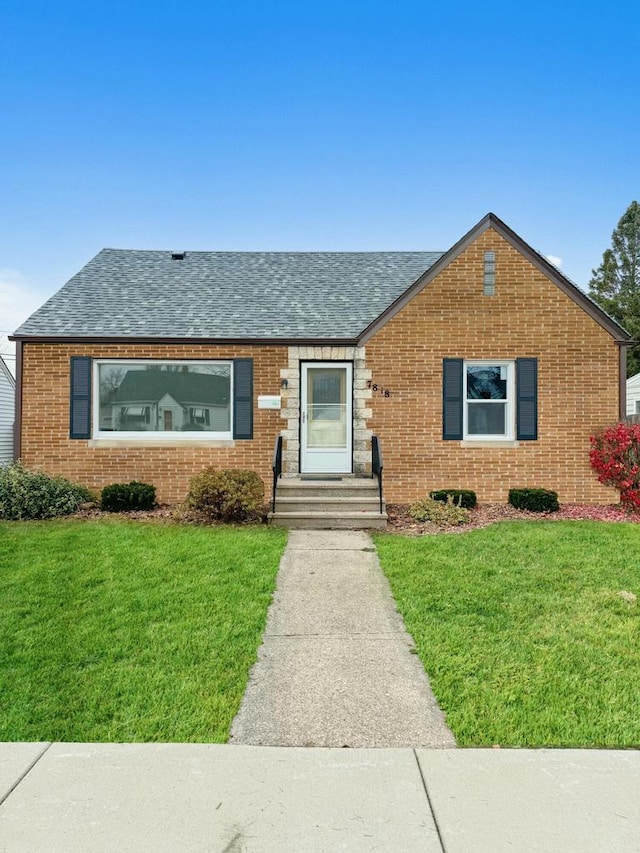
top-left (93, 359), bottom-right (233, 441)
top-left (463, 360), bottom-right (514, 441)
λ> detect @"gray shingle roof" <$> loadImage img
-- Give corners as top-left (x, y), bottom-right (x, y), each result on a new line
top-left (14, 249), bottom-right (444, 339)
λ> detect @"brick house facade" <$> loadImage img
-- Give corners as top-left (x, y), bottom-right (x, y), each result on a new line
top-left (362, 228), bottom-right (621, 503)
top-left (12, 214), bottom-right (629, 505)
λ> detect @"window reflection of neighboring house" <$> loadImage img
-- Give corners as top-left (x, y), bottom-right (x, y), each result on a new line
top-left (106, 370), bottom-right (230, 432)
top-left (467, 367), bottom-right (505, 400)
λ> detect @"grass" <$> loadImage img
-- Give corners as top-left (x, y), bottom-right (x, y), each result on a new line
top-left (374, 522), bottom-right (640, 748)
top-left (0, 519), bottom-right (287, 743)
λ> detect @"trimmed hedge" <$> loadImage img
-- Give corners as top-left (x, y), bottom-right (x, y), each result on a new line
top-left (0, 462), bottom-right (91, 520)
top-left (508, 488), bottom-right (559, 513)
top-left (430, 489), bottom-right (477, 510)
top-left (101, 481), bottom-right (156, 512)
top-left (187, 468), bottom-right (265, 522)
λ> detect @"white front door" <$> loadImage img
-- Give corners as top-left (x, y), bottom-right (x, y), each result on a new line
top-left (300, 362), bottom-right (352, 474)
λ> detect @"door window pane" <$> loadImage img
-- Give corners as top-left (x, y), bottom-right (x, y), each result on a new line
top-left (307, 368), bottom-right (347, 447)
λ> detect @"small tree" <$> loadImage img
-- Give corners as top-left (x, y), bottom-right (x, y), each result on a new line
top-left (590, 422), bottom-right (640, 511)
top-left (588, 201), bottom-right (640, 375)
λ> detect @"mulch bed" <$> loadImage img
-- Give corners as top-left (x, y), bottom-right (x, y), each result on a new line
top-left (74, 504), bottom-right (178, 523)
top-left (72, 504), bottom-right (265, 526)
top-left (72, 501), bottom-right (640, 534)
top-left (386, 502), bottom-right (640, 536)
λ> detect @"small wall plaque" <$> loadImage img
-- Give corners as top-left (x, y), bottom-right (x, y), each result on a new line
top-left (258, 395), bottom-right (282, 410)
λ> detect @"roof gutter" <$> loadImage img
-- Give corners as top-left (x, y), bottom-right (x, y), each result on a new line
top-left (9, 335), bottom-right (359, 346)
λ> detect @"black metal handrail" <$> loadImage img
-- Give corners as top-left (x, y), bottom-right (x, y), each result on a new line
top-left (371, 434), bottom-right (384, 514)
top-left (272, 434), bottom-right (283, 513)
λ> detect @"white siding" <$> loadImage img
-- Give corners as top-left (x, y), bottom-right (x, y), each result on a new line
top-left (0, 359), bottom-right (15, 465)
top-left (626, 373), bottom-right (640, 416)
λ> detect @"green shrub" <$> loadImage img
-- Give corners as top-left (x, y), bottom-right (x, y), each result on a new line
top-left (409, 495), bottom-right (470, 526)
top-left (187, 468), bottom-right (265, 522)
top-left (101, 481), bottom-right (156, 512)
top-left (430, 489), bottom-right (477, 510)
top-left (0, 462), bottom-right (91, 520)
top-left (508, 488), bottom-right (560, 513)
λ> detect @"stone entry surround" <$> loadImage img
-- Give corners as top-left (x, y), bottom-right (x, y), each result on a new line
top-left (279, 346), bottom-right (372, 476)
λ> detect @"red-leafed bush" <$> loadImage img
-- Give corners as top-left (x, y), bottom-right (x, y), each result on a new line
top-left (590, 422), bottom-right (640, 512)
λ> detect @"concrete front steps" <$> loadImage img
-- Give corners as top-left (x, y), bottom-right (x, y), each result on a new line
top-left (268, 476), bottom-right (387, 530)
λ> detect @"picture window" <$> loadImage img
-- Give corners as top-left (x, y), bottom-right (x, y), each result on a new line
top-left (93, 360), bottom-right (232, 439)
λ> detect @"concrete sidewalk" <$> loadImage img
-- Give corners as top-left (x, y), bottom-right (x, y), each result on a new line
top-left (1, 743), bottom-right (638, 852)
top-left (230, 529), bottom-right (455, 747)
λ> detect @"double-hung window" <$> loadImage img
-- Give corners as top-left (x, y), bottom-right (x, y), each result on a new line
top-left (93, 360), bottom-right (233, 440)
top-left (464, 361), bottom-right (514, 440)
top-left (443, 357), bottom-right (537, 442)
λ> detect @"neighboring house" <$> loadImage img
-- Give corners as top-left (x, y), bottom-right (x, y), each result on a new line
top-left (0, 355), bottom-right (16, 465)
top-left (103, 368), bottom-right (230, 432)
top-left (11, 213), bottom-right (630, 505)
top-left (626, 372), bottom-right (640, 416)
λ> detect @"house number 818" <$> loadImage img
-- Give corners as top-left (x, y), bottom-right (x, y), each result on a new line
top-left (367, 381), bottom-right (392, 397)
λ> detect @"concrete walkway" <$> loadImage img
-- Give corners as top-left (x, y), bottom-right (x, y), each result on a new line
top-left (1, 743), bottom-right (638, 851)
top-left (229, 529), bottom-right (455, 747)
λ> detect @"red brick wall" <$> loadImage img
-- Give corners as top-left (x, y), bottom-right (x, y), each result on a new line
top-left (20, 343), bottom-right (288, 503)
top-left (365, 228), bottom-right (620, 504)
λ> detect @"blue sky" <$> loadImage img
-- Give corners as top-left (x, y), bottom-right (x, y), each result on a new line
top-left (1, 0), bottom-right (639, 367)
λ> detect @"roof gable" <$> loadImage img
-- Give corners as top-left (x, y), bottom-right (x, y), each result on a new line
top-left (358, 213), bottom-right (630, 344)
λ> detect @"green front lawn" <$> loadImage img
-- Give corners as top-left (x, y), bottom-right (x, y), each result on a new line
top-left (0, 520), bottom-right (286, 742)
top-left (375, 522), bottom-right (640, 747)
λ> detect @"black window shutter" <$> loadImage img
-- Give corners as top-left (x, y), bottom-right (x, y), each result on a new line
top-left (516, 358), bottom-right (538, 440)
top-left (233, 358), bottom-right (253, 439)
top-left (442, 358), bottom-right (463, 440)
top-left (70, 356), bottom-right (92, 439)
